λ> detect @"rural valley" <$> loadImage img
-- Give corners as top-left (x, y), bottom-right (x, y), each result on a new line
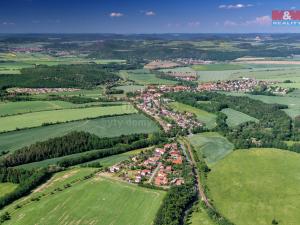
top-left (0, 33), bottom-right (300, 225)
top-left (1, 1), bottom-right (300, 224)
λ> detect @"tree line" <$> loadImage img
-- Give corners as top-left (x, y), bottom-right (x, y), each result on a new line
top-left (57, 132), bottom-right (165, 167)
top-left (0, 64), bottom-right (120, 89)
top-left (0, 168), bottom-right (51, 209)
top-left (0, 132), bottom-right (149, 167)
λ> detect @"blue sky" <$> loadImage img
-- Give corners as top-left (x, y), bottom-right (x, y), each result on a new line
top-left (1, 0), bottom-right (300, 33)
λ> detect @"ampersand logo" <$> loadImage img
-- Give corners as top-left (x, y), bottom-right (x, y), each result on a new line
top-left (283, 11), bottom-right (292, 20)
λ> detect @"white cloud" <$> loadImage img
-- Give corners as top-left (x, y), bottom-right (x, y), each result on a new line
top-left (224, 20), bottom-right (238, 26)
top-left (219, 4), bottom-right (253, 9)
top-left (187, 21), bottom-right (200, 27)
top-left (110, 12), bottom-right (123, 17)
top-left (245, 15), bottom-right (272, 25)
top-left (2, 21), bottom-right (15, 25)
top-left (145, 11), bottom-right (156, 16)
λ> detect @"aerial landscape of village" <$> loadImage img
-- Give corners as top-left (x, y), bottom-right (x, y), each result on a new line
top-left (1, 0), bottom-right (300, 225)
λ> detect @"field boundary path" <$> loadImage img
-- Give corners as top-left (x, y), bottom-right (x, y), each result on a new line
top-left (180, 137), bottom-right (212, 208)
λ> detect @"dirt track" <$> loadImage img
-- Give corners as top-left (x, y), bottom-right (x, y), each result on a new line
top-left (180, 137), bottom-right (212, 208)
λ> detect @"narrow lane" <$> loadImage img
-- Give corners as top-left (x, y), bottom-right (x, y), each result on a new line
top-left (180, 137), bottom-right (212, 208)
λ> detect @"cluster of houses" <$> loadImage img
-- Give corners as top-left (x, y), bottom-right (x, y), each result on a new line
top-left (134, 86), bottom-right (203, 133)
top-left (11, 47), bottom-right (43, 53)
top-left (9, 87), bottom-right (80, 95)
top-left (158, 85), bottom-right (191, 93)
top-left (198, 78), bottom-right (276, 93)
top-left (154, 143), bottom-right (184, 186)
top-left (174, 58), bottom-right (213, 65)
top-left (109, 143), bottom-right (185, 187)
top-left (265, 85), bottom-right (292, 95)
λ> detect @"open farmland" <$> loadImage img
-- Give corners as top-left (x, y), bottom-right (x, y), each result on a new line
top-left (0, 101), bottom-right (104, 117)
top-left (188, 132), bottom-right (234, 165)
top-left (208, 148), bottom-right (300, 225)
top-left (239, 66), bottom-right (300, 82)
top-left (2, 169), bottom-right (165, 225)
top-left (197, 66), bottom-right (300, 83)
top-left (193, 64), bottom-right (246, 71)
top-left (114, 85), bottom-right (145, 93)
top-left (189, 205), bottom-right (214, 225)
top-left (236, 60), bottom-right (300, 65)
top-left (169, 102), bottom-right (217, 129)
top-left (0, 114), bottom-right (159, 154)
top-left (0, 52), bottom-right (126, 74)
top-left (276, 82), bottom-right (300, 89)
top-left (0, 183), bottom-right (18, 198)
top-left (30, 88), bottom-right (104, 99)
top-left (0, 61), bottom-right (34, 74)
top-left (221, 108), bottom-right (259, 127)
top-left (0, 105), bottom-right (137, 132)
top-left (159, 66), bottom-right (196, 73)
top-left (120, 69), bottom-right (177, 85)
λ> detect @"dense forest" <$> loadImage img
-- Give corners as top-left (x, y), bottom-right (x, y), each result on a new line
top-left (0, 64), bottom-right (120, 88)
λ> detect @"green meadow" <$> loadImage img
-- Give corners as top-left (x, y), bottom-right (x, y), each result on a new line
top-left (221, 108), bottom-right (259, 127)
top-left (193, 63), bottom-right (246, 71)
top-left (0, 183), bottom-right (18, 198)
top-left (169, 102), bottom-right (217, 129)
top-left (0, 114), bottom-right (160, 154)
top-left (2, 169), bottom-right (165, 225)
top-left (80, 147), bottom-right (152, 167)
top-left (0, 52), bottom-right (126, 74)
top-left (159, 66), bottom-right (196, 73)
top-left (188, 132), bottom-right (234, 165)
top-left (0, 101), bottom-right (104, 117)
top-left (0, 105), bottom-right (137, 132)
top-left (208, 148), bottom-right (300, 225)
top-left (189, 204), bottom-right (214, 225)
top-left (197, 66), bottom-right (300, 83)
top-left (26, 88), bottom-right (104, 99)
top-left (120, 69), bottom-right (177, 85)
